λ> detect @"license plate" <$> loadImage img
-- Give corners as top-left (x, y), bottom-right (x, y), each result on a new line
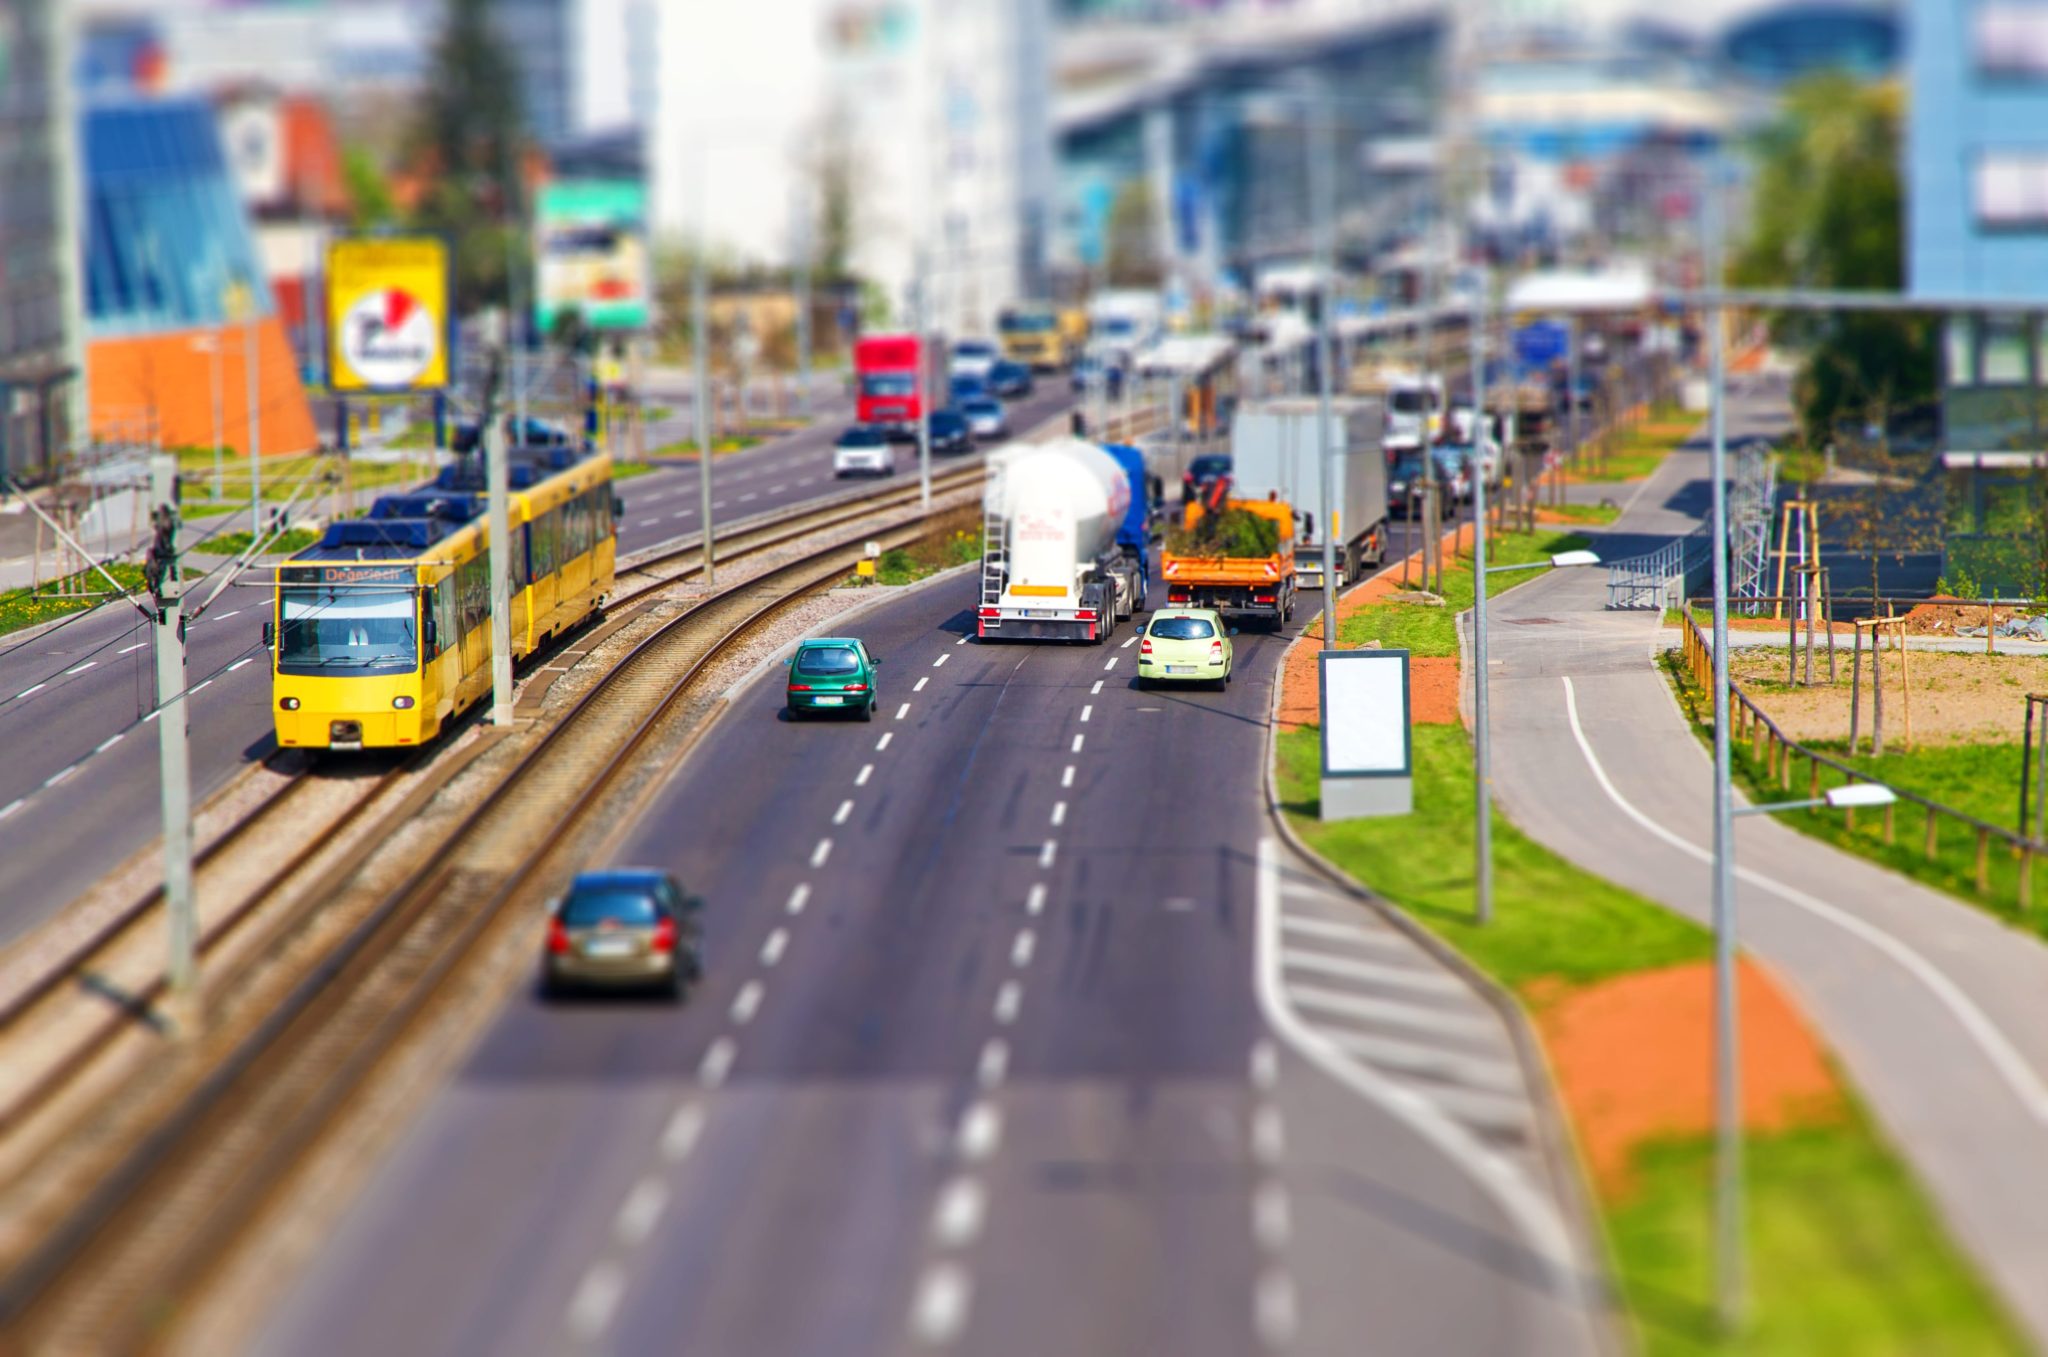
top-left (1166, 665), bottom-right (1195, 674)
top-left (813, 695), bottom-right (842, 706)
top-left (1024, 610), bottom-right (1062, 619)
top-left (583, 936), bottom-right (636, 958)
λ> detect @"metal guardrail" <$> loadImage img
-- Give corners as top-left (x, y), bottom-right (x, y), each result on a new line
top-left (1676, 611), bottom-right (2044, 905)
top-left (1606, 523), bottom-right (1711, 611)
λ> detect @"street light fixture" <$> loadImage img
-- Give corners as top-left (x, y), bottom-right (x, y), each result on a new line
top-left (1735, 782), bottom-right (1897, 816)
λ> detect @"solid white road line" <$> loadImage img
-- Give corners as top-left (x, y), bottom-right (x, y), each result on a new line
top-left (661, 1103), bottom-right (705, 1161)
top-left (978, 1039), bottom-right (1009, 1089)
top-left (931, 1177), bottom-right (987, 1247)
top-left (959, 1100), bottom-right (1003, 1159)
top-left (566, 1262), bottom-right (626, 1341)
top-left (699, 1037), bottom-right (737, 1088)
top-left (62, 661), bottom-right (96, 675)
top-left (1561, 675), bottom-right (2048, 1125)
top-left (1025, 883), bottom-right (1047, 916)
top-left (1079, 704), bottom-right (1092, 722)
top-left (811, 839), bottom-right (832, 868)
top-left (761, 928), bottom-right (789, 966)
top-left (116, 643), bottom-right (147, 655)
top-left (896, 702), bottom-right (911, 720)
top-left (993, 980), bottom-right (1023, 1025)
top-left (1250, 1041), bottom-right (1279, 1090)
top-left (1050, 801), bottom-right (1066, 827)
top-left (786, 883), bottom-right (811, 915)
top-left (730, 981), bottom-right (764, 1025)
top-left (1061, 765), bottom-right (1075, 788)
top-left (1253, 1180), bottom-right (1292, 1250)
top-left (876, 732), bottom-right (893, 751)
top-left (615, 1177), bottom-right (670, 1246)
top-left (910, 1263), bottom-right (972, 1345)
top-left (914, 677), bottom-right (929, 692)
top-left (856, 763), bottom-right (874, 786)
top-left (834, 799), bottom-right (855, 825)
top-left (1038, 840), bottom-right (1057, 869)
top-left (1070, 734), bottom-right (1085, 753)
top-left (1010, 929), bottom-right (1035, 967)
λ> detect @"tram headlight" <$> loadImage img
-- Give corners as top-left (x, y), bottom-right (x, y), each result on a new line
top-left (392, 696), bottom-right (415, 709)
top-left (279, 696), bottom-right (300, 710)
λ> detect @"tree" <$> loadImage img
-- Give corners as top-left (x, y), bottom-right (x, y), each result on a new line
top-left (341, 144), bottom-right (398, 229)
top-left (1733, 76), bottom-right (1936, 451)
top-left (405, 0), bottom-right (529, 315)
top-left (808, 112), bottom-right (859, 285)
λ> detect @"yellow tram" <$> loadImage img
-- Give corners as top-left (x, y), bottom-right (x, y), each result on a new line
top-left (269, 446), bottom-right (617, 750)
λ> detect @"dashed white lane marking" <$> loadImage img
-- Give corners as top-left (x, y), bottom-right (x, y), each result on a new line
top-left (698, 1037), bottom-right (737, 1088)
top-left (786, 883), bottom-right (811, 915)
top-left (910, 1262), bottom-right (972, 1345)
top-left (1091, 680), bottom-right (1103, 695)
top-left (15, 683), bottom-right (45, 700)
top-left (214, 610), bottom-right (239, 620)
top-left (895, 702), bottom-right (911, 720)
top-left (713, 499), bottom-right (729, 509)
top-left (856, 763), bottom-right (874, 786)
top-left (993, 981), bottom-right (1023, 1025)
top-left (638, 518), bottom-right (660, 528)
top-left (670, 511), bottom-right (689, 520)
top-left (731, 981), bottom-right (764, 1025)
top-left (1253, 1181), bottom-right (1292, 1250)
top-left (1120, 635), bottom-right (1138, 649)
top-left (1079, 705), bottom-right (1092, 723)
top-left (1010, 929), bottom-right (1036, 967)
top-left (956, 636), bottom-right (969, 646)
top-left (1061, 765), bottom-right (1075, 788)
top-left (810, 839), bottom-right (833, 868)
top-left (931, 1177), bottom-right (987, 1247)
top-left (1050, 801), bottom-right (1067, 827)
top-left (145, 709), bottom-right (160, 722)
top-left (1251, 1041), bottom-right (1279, 1090)
top-left (769, 482), bottom-right (788, 493)
top-left (227, 657), bottom-right (254, 672)
top-left (1038, 840), bottom-right (1057, 869)
top-left (191, 679), bottom-right (212, 695)
top-left (834, 799), bottom-right (855, 825)
top-left (933, 653), bottom-right (949, 667)
top-left (876, 732), bottom-right (893, 751)
top-left (978, 1039), bottom-right (1009, 1089)
top-left (44, 765), bottom-right (78, 788)
top-left (761, 928), bottom-right (789, 966)
top-left (116, 642), bottom-right (147, 655)
top-left (1251, 1106), bottom-right (1286, 1164)
top-left (0, 799), bottom-right (23, 821)
top-left (62, 661), bottom-right (96, 675)
top-left (798, 476), bottom-right (817, 487)
top-left (1561, 674), bottom-right (2048, 1127)
top-left (958, 1100), bottom-right (1003, 1159)
top-left (1103, 657), bottom-right (1118, 671)
top-left (914, 677), bottom-right (929, 692)
top-left (95, 734), bottom-right (123, 754)
top-left (739, 491), bottom-right (759, 502)
top-left (1070, 734), bottom-right (1085, 753)
top-left (1025, 883), bottom-right (1047, 916)
top-left (1255, 1270), bottom-right (1299, 1348)
top-left (615, 1177), bottom-right (670, 1246)
top-left (566, 1262), bottom-right (626, 1341)
top-left (661, 1103), bottom-right (705, 1161)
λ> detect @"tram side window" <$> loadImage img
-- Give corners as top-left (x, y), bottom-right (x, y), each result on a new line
top-left (532, 508), bottom-right (560, 579)
top-left (566, 489), bottom-right (592, 560)
top-left (510, 524), bottom-right (530, 592)
top-left (457, 556), bottom-right (489, 636)
top-left (429, 578), bottom-right (458, 657)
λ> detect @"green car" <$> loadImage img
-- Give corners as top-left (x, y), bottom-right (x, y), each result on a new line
top-left (1136, 607), bottom-right (1236, 690)
top-left (785, 637), bottom-right (881, 720)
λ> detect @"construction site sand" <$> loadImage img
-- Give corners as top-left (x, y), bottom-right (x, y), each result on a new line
top-left (1279, 546), bottom-right (1459, 731)
top-left (1730, 647), bottom-right (2048, 747)
top-left (1530, 961), bottom-right (1844, 1199)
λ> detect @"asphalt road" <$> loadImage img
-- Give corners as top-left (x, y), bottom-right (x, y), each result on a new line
top-left (251, 560), bottom-right (1599, 1356)
top-left (0, 384), bottom-right (1075, 946)
top-left (1486, 384), bottom-right (2048, 1346)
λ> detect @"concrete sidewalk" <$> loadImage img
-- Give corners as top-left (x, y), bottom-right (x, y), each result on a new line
top-left (1481, 396), bottom-right (2048, 1344)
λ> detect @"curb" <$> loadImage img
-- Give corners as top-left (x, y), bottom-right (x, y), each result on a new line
top-left (1265, 590), bottom-right (1628, 1357)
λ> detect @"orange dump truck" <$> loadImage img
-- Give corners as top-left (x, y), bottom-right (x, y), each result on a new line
top-left (1158, 499), bottom-right (1297, 629)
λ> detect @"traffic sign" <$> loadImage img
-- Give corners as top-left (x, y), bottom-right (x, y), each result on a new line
top-left (1514, 320), bottom-right (1569, 370)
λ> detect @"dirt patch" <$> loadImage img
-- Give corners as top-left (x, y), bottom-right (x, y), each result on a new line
top-left (1278, 527), bottom-right (1466, 731)
top-left (1900, 597), bottom-right (2047, 638)
top-left (1730, 647), bottom-right (2048, 746)
top-left (1531, 960), bottom-right (1845, 1199)
top-left (1409, 657), bottom-right (1460, 724)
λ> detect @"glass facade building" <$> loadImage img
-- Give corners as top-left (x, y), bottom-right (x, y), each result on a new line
top-left (0, 0), bottom-right (78, 483)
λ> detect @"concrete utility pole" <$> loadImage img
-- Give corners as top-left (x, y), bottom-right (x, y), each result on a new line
top-left (1470, 273), bottom-right (1493, 924)
top-left (693, 243), bottom-right (716, 585)
top-left (913, 243), bottom-right (933, 512)
top-left (485, 368), bottom-right (516, 727)
top-left (1703, 154), bottom-right (1745, 1335)
top-left (148, 453), bottom-right (197, 1030)
top-left (1309, 80), bottom-right (1339, 652)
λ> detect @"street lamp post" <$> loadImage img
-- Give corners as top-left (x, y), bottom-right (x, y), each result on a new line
top-left (1309, 80), bottom-right (1339, 654)
top-left (1471, 274), bottom-right (1492, 921)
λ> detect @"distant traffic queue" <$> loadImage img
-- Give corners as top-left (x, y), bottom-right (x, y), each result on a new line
top-left (268, 443), bottom-right (618, 750)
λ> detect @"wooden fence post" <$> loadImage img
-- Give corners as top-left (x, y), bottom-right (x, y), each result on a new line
top-left (2022, 847), bottom-right (2034, 911)
top-left (1926, 805), bottom-right (1939, 860)
top-left (1882, 801), bottom-right (1895, 846)
top-left (1977, 826), bottom-right (1992, 893)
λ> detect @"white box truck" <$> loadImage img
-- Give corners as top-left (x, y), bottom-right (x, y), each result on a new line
top-left (1227, 398), bottom-right (1390, 592)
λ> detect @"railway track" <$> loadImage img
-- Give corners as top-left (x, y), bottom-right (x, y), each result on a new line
top-left (0, 476), bottom-right (971, 1352)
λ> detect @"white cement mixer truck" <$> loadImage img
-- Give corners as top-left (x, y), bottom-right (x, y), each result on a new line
top-left (975, 437), bottom-right (1152, 643)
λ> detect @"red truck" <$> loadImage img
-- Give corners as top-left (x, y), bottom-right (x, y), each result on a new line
top-left (854, 333), bottom-right (949, 440)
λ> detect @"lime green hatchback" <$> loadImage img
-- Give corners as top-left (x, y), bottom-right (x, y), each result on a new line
top-left (1136, 608), bottom-right (1236, 690)
top-left (785, 637), bottom-right (881, 720)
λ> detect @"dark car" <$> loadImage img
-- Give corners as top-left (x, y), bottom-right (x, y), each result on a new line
top-left (988, 360), bottom-right (1034, 399)
top-left (543, 869), bottom-right (702, 999)
top-left (951, 373), bottom-right (990, 403)
top-left (1182, 454), bottom-right (1232, 503)
top-left (927, 409), bottom-right (973, 455)
top-left (451, 413), bottom-right (580, 455)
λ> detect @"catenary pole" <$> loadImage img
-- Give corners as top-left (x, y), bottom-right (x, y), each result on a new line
top-left (151, 453), bottom-right (197, 1031)
top-left (1471, 270), bottom-right (1493, 924)
top-left (486, 362), bottom-right (515, 727)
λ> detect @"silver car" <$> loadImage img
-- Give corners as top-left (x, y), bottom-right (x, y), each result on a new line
top-left (543, 869), bottom-right (703, 998)
top-left (961, 396), bottom-right (1008, 440)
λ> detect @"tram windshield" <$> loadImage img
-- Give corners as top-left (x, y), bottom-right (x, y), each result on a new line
top-left (278, 588), bottom-right (417, 675)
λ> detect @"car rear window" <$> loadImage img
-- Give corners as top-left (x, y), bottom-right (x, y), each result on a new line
top-left (840, 427), bottom-right (887, 446)
top-left (1150, 616), bottom-right (1216, 640)
top-left (797, 645), bottom-right (861, 675)
top-left (561, 889), bottom-right (661, 926)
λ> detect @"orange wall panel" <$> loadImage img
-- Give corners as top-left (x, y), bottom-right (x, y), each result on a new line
top-left (88, 318), bottom-right (319, 456)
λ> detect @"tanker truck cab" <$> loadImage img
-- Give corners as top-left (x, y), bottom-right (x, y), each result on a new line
top-left (976, 438), bottom-right (1151, 644)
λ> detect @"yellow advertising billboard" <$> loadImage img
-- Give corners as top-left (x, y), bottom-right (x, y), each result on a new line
top-left (326, 236), bottom-right (453, 393)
